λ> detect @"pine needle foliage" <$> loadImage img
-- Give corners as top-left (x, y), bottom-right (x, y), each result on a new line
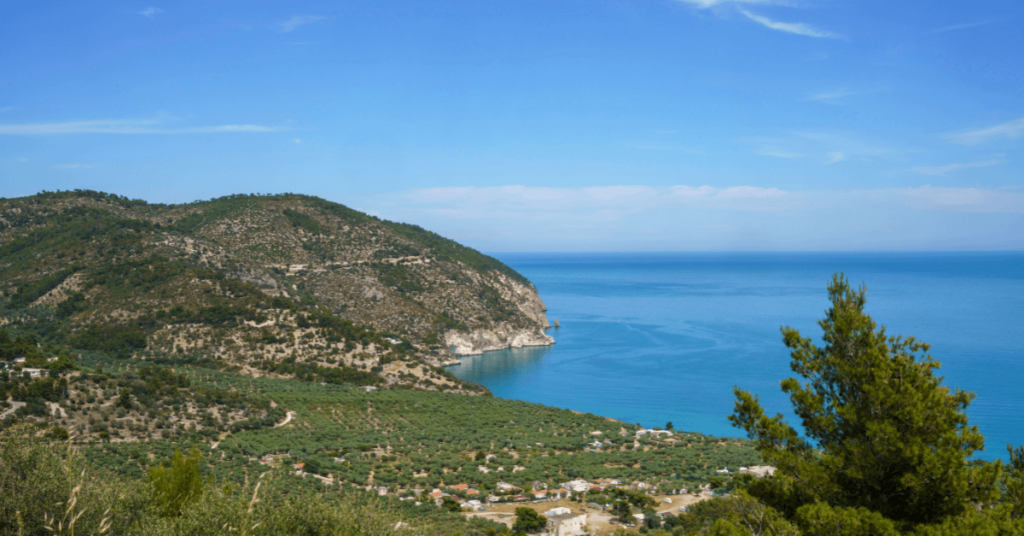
top-left (729, 274), bottom-right (1006, 532)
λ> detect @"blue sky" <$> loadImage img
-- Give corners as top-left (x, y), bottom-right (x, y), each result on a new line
top-left (1, 0), bottom-right (1021, 250)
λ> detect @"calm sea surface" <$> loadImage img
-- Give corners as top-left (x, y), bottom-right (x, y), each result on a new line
top-left (446, 253), bottom-right (1024, 461)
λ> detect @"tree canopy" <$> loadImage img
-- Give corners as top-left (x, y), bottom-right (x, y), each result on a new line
top-left (727, 273), bottom-right (1021, 534)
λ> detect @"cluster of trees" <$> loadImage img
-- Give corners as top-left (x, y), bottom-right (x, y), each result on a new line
top-left (282, 208), bottom-right (324, 235)
top-left (258, 358), bottom-right (380, 387)
top-left (6, 266), bottom-right (80, 308)
top-left (0, 423), bottom-right (450, 536)
top-left (156, 303), bottom-right (267, 328)
top-left (70, 324), bottom-right (148, 359)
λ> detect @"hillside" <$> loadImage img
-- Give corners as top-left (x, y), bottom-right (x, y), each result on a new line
top-left (0, 190), bottom-right (554, 392)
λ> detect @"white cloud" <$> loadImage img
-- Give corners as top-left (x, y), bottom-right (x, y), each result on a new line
top-left (826, 151), bottom-right (845, 164)
top-left (293, 138), bottom-right (302, 144)
top-left (910, 160), bottom-right (1001, 177)
top-left (346, 184), bottom-right (1023, 251)
top-left (0, 106), bottom-right (14, 113)
top-left (54, 163), bottom-right (92, 169)
top-left (669, 185), bottom-right (717, 198)
top-left (755, 148), bottom-right (802, 159)
top-left (900, 185), bottom-right (1024, 213)
top-left (0, 119), bottom-right (281, 135)
top-left (192, 124), bottom-right (277, 133)
top-left (807, 89), bottom-right (857, 104)
top-left (931, 20), bottom-right (995, 34)
top-left (944, 117), bottom-right (1024, 145)
top-left (278, 15), bottom-right (327, 33)
top-left (382, 184), bottom-right (1024, 217)
top-left (138, 7), bottom-right (163, 18)
top-left (674, 0), bottom-right (779, 8)
top-left (739, 10), bottom-right (840, 38)
top-left (746, 132), bottom-right (884, 163)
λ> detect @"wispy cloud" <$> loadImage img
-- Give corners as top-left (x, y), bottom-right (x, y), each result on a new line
top-left (931, 20), bottom-right (996, 34)
top-left (807, 89), bottom-right (857, 104)
top-left (400, 184), bottom-right (1024, 216)
top-left (900, 185), bottom-right (1024, 213)
top-left (944, 117), bottom-right (1024, 145)
top-left (739, 9), bottom-right (841, 38)
top-left (138, 7), bottom-right (163, 18)
top-left (347, 184), bottom-right (1023, 251)
top-left (0, 106), bottom-right (14, 113)
top-left (910, 160), bottom-right (1001, 177)
top-left (826, 151), bottom-right (845, 164)
top-left (54, 163), bottom-right (92, 169)
top-left (674, 0), bottom-right (776, 7)
top-left (755, 148), bottom-right (802, 159)
top-left (278, 15), bottom-right (327, 33)
top-left (746, 131), bottom-right (885, 163)
top-left (0, 119), bottom-right (281, 135)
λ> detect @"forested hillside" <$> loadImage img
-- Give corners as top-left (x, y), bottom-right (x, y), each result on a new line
top-left (0, 190), bottom-right (555, 392)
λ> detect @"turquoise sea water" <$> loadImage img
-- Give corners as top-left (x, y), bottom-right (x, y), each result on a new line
top-left (447, 253), bottom-right (1024, 461)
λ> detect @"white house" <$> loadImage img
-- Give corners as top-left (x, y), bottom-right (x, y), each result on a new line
top-left (739, 466), bottom-right (776, 478)
top-left (545, 507), bottom-right (587, 536)
top-left (561, 479), bottom-right (591, 493)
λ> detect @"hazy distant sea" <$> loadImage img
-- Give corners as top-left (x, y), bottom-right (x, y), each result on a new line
top-left (446, 252), bottom-right (1024, 461)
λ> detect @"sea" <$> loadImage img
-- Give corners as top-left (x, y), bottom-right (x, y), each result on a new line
top-left (446, 252), bottom-right (1024, 461)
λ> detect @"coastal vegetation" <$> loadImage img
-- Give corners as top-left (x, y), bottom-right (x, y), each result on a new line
top-left (644, 275), bottom-right (1024, 535)
top-left (4, 189), bottom-right (1019, 534)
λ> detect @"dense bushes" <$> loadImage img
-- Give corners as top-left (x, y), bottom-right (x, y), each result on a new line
top-left (283, 208), bottom-right (324, 235)
top-left (0, 424), bottom-right (423, 536)
top-left (70, 324), bottom-right (148, 358)
top-left (7, 267), bottom-right (80, 309)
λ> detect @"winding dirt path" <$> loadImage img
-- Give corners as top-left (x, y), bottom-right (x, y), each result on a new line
top-left (275, 410), bottom-right (296, 428)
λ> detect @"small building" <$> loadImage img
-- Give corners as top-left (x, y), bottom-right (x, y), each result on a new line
top-left (738, 466), bottom-right (776, 478)
top-left (449, 483), bottom-right (470, 492)
top-left (496, 481), bottom-right (517, 492)
top-left (359, 385), bottom-right (378, 392)
top-left (545, 508), bottom-right (587, 536)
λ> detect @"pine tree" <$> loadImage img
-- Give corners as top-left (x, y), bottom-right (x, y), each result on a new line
top-left (729, 274), bottom-right (1004, 531)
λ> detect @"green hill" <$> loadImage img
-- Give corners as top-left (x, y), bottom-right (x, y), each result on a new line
top-left (0, 190), bottom-right (556, 393)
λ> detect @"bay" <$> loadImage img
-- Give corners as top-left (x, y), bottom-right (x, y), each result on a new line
top-left (447, 252), bottom-right (1024, 461)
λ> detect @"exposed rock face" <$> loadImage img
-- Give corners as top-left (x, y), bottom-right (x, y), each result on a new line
top-left (494, 274), bottom-right (551, 329)
top-left (444, 326), bottom-right (554, 357)
top-left (443, 274), bottom-right (556, 357)
top-left (444, 324), bottom-right (555, 357)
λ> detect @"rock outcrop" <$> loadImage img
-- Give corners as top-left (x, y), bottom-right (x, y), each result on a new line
top-left (444, 324), bottom-right (555, 357)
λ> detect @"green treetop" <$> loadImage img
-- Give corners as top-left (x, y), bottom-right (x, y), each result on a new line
top-left (728, 274), bottom-right (1013, 533)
